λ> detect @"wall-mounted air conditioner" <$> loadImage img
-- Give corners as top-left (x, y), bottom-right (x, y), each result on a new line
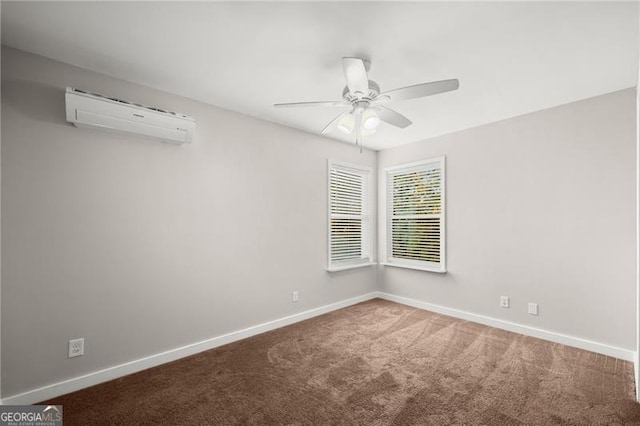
top-left (65, 87), bottom-right (195, 145)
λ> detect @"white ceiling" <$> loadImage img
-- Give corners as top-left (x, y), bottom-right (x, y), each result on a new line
top-left (1, 2), bottom-right (638, 150)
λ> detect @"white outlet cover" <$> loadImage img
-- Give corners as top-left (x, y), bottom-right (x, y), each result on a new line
top-left (500, 296), bottom-right (509, 308)
top-left (68, 338), bottom-right (84, 358)
top-left (528, 303), bottom-right (539, 315)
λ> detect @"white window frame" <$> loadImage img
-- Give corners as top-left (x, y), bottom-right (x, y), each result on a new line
top-left (383, 157), bottom-right (446, 273)
top-left (327, 160), bottom-right (374, 272)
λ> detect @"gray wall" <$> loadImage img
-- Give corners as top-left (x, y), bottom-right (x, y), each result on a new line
top-left (636, 34), bottom-right (640, 399)
top-left (0, 47), bottom-right (378, 397)
top-left (378, 89), bottom-right (637, 350)
top-left (1, 46), bottom-right (636, 399)
top-left (0, 45), bottom-right (3, 401)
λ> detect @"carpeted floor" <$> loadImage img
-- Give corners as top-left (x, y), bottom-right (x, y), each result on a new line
top-left (44, 299), bottom-right (640, 425)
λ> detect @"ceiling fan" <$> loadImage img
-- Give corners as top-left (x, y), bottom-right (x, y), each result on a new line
top-left (274, 57), bottom-right (459, 147)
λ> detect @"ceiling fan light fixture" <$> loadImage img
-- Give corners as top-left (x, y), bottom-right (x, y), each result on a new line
top-left (362, 108), bottom-right (380, 130)
top-left (361, 127), bottom-right (376, 137)
top-left (337, 113), bottom-right (355, 134)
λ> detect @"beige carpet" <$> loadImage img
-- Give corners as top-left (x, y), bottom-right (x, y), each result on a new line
top-left (44, 299), bottom-right (640, 425)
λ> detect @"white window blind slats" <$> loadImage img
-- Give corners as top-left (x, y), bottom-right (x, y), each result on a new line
top-left (385, 157), bottom-right (445, 273)
top-left (392, 218), bottom-right (441, 262)
top-left (330, 170), bottom-right (363, 217)
top-left (328, 161), bottom-right (372, 269)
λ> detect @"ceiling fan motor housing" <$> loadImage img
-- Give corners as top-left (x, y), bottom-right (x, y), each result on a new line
top-left (343, 80), bottom-right (381, 104)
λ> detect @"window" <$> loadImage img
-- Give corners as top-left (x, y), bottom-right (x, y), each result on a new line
top-left (327, 161), bottom-right (372, 271)
top-left (385, 157), bottom-right (445, 273)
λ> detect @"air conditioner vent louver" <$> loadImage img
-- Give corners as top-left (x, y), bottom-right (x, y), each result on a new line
top-left (65, 87), bottom-right (195, 145)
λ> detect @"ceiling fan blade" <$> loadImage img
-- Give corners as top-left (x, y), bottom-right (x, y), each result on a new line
top-left (375, 106), bottom-right (412, 129)
top-left (381, 79), bottom-right (459, 103)
top-left (274, 100), bottom-right (350, 108)
top-left (321, 112), bottom-right (349, 134)
top-left (342, 57), bottom-right (369, 96)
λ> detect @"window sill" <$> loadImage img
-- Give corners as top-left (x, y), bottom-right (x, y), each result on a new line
top-left (326, 262), bottom-right (377, 272)
top-left (380, 262), bottom-right (447, 274)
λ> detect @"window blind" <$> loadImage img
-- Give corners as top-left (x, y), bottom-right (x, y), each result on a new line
top-left (386, 158), bottom-right (445, 272)
top-left (328, 161), bottom-right (371, 269)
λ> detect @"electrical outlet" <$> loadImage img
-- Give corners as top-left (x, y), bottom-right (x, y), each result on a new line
top-left (528, 303), bottom-right (539, 315)
top-left (292, 291), bottom-right (299, 302)
top-left (68, 338), bottom-right (84, 358)
top-left (500, 296), bottom-right (509, 308)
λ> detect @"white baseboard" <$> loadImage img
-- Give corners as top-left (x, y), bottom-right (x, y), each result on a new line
top-left (4, 290), bottom-right (635, 405)
top-left (375, 292), bottom-right (635, 362)
top-left (2, 292), bottom-right (378, 405)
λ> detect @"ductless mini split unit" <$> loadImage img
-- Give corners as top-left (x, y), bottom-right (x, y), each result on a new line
top-left (65, 87), bottom-right (195, 145)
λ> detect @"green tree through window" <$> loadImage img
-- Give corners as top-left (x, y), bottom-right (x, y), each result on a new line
top-left (386, 158), bottom-right (445, 272)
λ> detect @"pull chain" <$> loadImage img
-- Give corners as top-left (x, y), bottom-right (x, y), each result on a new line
top-left (355, 109), bottom-right (364, 154)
